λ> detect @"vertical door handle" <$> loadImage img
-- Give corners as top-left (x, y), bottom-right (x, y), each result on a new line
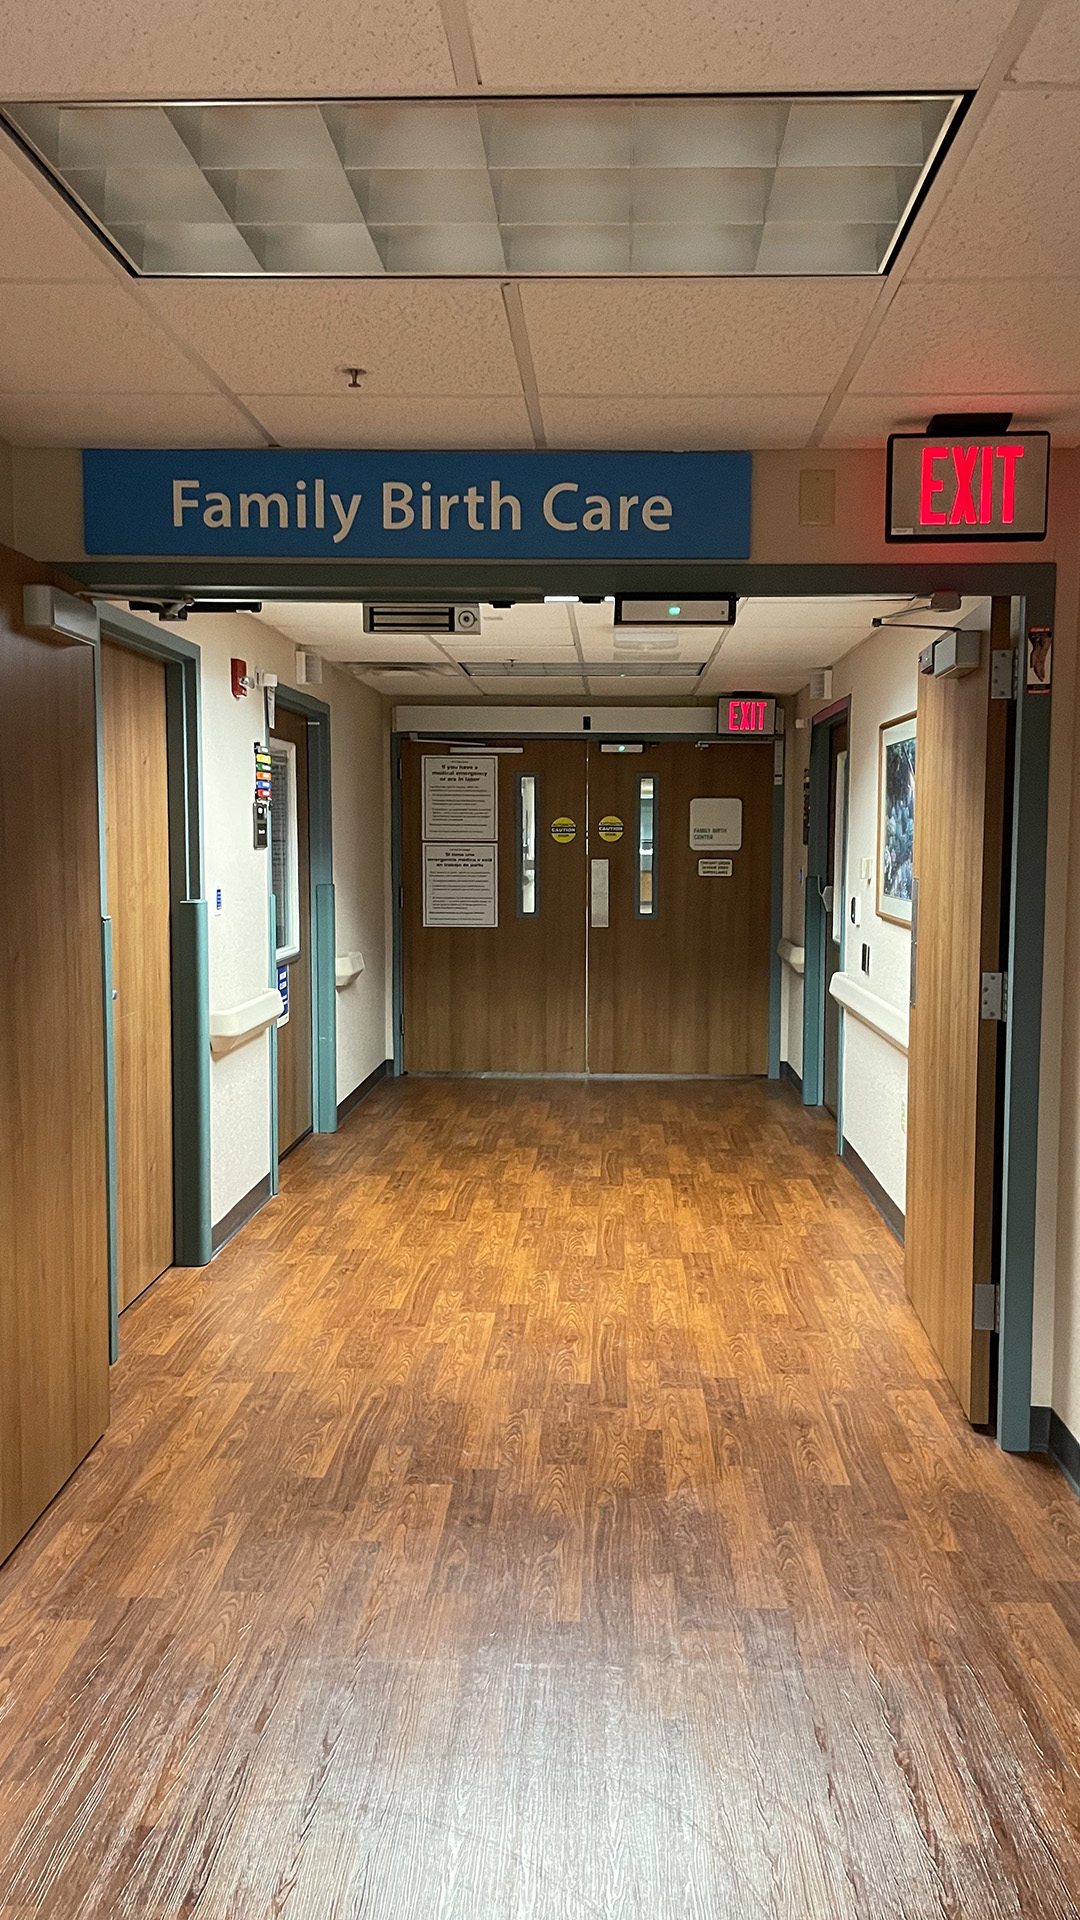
top-left (909, 876), bottom-right (919, 1009)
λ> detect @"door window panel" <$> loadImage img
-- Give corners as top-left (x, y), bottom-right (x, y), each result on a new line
top-left (269, 738), bottom-right (301, 960)
top-left (636, 774), bottom-right (656, 916)
top-left (518, 773), bottom-right (539, 916)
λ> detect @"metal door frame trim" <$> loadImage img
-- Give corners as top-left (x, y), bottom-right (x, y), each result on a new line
top-left (274, 685), bottom-right (337, 1177)
top-left (803, 698), bottom-right (852, 1114)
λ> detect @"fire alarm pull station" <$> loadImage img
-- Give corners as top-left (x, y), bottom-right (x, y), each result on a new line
top-left (253, 742), bottom-right (272, 849)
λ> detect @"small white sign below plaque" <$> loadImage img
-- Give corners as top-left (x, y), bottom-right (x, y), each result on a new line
top-left (698, 858), bottom-right (733, 877)
top-left (423, 843), bottom-right (498, 927)
top-left (689, 797), bottom-right (743, 850)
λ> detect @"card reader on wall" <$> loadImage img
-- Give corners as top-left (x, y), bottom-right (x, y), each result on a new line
top-left (919, 632), bottom-right (981, 678)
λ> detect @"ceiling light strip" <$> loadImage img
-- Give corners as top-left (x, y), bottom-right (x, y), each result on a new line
top-left (0, 92), bottom-right (967, 279)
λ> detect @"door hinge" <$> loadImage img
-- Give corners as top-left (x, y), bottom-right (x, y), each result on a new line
top-left (991, 649), bottom-right (1018, 701)
top-left (981, 971), bottom-right (1007, 1021)
top-left (973, 1282), bottom-right (999, 1332)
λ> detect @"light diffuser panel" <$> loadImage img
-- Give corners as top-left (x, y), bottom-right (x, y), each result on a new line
top-left (1, 94), bottom-right (964, 277)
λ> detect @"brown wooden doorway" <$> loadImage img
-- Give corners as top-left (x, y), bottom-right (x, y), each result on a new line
top-left (271, 705), bottom-right (313, 1154)
top-left (101, 639), bottom-right (174, 1309)
top-left (586, 740), bottom-right (773, 1074)
top-left (401, 738), bottom-right (587, 1072)
top-left (905, 601), bottom-right (1012, 1424)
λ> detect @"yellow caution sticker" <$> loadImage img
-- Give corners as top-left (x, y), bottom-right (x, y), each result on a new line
top-left (551, 816), bottom-right (576, 843)
top-left (598, 814), bottom-right (624, 843)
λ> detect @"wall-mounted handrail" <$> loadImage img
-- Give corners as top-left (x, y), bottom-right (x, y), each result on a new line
top-left (335, 950), bottom-right (365, 989)
top-left (829, 972), bottom-right (908, 1054)
top-left (209, 987), bottom-right (284, 1055)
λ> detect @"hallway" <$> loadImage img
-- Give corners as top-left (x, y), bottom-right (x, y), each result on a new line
top-left (2, 1079), bottom-right (1080, 1918)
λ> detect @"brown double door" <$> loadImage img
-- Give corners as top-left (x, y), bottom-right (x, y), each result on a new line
top-left (401, 737), bottom-right (773, 1075)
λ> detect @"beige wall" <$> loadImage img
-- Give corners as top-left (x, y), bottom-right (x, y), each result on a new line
top-left (179, 609), bottom-right (388, 1225)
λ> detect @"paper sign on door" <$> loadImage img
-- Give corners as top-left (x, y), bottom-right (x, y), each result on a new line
top-left (689, 797), bottom-right (743, 850)
top-left (422, 755), bottom-right (497, 841)
top-left (423, 844), bottom-right (498, 927)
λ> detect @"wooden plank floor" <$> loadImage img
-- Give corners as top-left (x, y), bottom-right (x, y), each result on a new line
top-left (3, 1078), bottom-right (1080, 1919)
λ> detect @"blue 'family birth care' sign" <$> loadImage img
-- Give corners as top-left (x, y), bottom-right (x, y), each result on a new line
top-left (82, 450), bottom-right (752, 561)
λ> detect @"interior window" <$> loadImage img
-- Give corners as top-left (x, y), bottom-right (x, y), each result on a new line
top-left (637, 775), bottom-right (656, 917)
top-left (269, 739), bottom-right (301, 961)
top-left (519, 773), bottom-right (538, 916)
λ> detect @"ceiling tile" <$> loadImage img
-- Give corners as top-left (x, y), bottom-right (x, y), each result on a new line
top-left (1011, 1), bottom-right (1080, 83)
top-left (540, 393), bottom-right (826, 448)
top-left (849, 278), bottom-right (1080, 396)
top-left (907, 92), bottom-right (1080, 281)
top-left (519, 280), bottom-right (879, 395)
top-left (257, 625), bottom-right (448, 664)
top-left (452, 641), bottom-right (580, 659)
top-left (0, 139), bottom-right (113, 280)
top-left (0, 390), bottom-right (263, 446)
top-left (0, 283), bottom-right (213, 392)
top-left (2, 0), bottom-right (454, 97)
top-left (823, 390), bottom-right (1080, 447)
top-left (142, 280), bottom-right (523, 396)
top-left (465, 0), bottom-right (1014, 93)
top-left (240, 392), bottom-right (533, 447)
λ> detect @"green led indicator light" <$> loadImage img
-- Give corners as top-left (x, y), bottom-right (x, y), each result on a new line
top-left (668, 604), bottom-right (681, 616)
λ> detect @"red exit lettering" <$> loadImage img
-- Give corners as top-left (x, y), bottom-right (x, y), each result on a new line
top-left (918, 443), bottom-right (1025, 528)
top-left (728, 698), bottom-right (769, 732)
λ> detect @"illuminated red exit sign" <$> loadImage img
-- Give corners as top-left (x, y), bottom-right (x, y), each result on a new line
top-left (718, 696), bottom-right (777, 735)
top-left (887, 432), bottom-right (1049, 542)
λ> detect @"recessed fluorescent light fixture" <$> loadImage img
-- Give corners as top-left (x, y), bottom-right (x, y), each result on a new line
top-left (0, 94), bottom-right (966, 277)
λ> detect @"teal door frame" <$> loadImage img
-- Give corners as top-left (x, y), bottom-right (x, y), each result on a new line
top-left (71, 557), bottom-right (1055, 1448)
top-left (95, 603), bottom-right (212, 1360)
top-left (802, 698), bottom-right (851, 1111)
top-left (272, 686), bottom-right (337, 1174)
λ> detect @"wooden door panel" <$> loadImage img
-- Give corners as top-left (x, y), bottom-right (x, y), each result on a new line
top-left (402, 740), bottom-right (586, 1072)
top-left (906, 611), bottom-right (1008, 1422)
top-left (273, 705), bottom-right (313, 1154)
top-left (2, 553), bottom-right (109, 1562)
top-left (102, 641), bottom-right (174, 1309)
top-left (587, 741), bottom-right (773, 1074)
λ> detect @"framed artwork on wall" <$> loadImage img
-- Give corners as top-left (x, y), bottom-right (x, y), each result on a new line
top-left (877, 712), bottom-right (917, 926)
